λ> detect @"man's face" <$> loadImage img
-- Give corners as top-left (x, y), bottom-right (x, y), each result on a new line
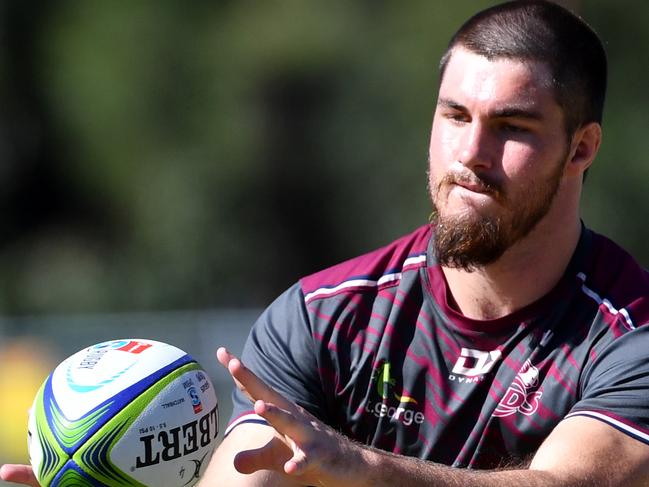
top-left (428, 47), bottom-right (571, 270)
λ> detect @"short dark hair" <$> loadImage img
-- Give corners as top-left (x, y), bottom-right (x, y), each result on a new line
top-left (439, 0), bottom-right (607, 137)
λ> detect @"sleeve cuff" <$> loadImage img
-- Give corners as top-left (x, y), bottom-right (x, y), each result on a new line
top-left (224, 412), bottom-right (269, 437)
top-left (565, 410), bottom-right (649, 445)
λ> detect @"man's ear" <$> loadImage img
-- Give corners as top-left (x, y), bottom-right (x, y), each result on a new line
top-left (565, 122), bottom-right (602, 177)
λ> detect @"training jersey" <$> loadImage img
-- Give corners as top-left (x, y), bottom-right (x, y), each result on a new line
top-left (226, 224), bottom-right (649, 468)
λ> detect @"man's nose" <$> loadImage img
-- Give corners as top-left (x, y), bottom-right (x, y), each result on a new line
top-left (458, 121), bottom-right (493, 170)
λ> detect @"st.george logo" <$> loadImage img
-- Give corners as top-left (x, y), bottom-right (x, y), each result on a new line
top-left (375, 362), bottom-right (418, 404)
top-left (364, 361), bottom-right (424, 426)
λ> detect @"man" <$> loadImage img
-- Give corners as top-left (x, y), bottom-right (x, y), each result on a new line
top-left (2, 1), bottom-right (649, 486)
top-left (198, 1), bottom-right (649, 485)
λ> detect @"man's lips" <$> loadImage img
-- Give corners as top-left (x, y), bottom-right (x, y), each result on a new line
top-left (445, 177), bottom-right (504, 203)
top-left (434, 172), bottom-right (504, 202)
top-left (453, 180), bottom-right (490, 193)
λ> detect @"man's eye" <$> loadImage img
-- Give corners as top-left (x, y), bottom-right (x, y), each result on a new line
top-left (446, 113), bottom-right (468, 124)
top-left (501, 123), bottom-right (529, 134)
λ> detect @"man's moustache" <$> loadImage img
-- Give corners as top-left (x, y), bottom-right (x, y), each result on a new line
top-left (441, 172), bottom-right (503, 198)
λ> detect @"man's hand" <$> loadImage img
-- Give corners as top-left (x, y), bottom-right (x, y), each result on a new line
top-left (214, 348), bottom-right (649, 487)
top-left (216, 347), bottom-right (367, 486)
top-left (0, 464), bottom-right (39, 487)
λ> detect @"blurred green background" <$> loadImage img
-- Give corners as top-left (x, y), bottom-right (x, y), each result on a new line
top-left (1, 0), bottom-right (648, 478)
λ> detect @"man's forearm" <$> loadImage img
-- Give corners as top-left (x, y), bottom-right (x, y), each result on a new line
top-left (216, 350), bottom-right (647, 487)
top-left (355, 446), bottom-right (583, 487)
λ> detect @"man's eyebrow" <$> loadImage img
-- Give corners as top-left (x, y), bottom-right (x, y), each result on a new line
top-left (437, 98), bottom-right (466, 111)
top-left (437, 97), bottom-right (545, 121)
top-left (491, 106), bottom-right (544, 121)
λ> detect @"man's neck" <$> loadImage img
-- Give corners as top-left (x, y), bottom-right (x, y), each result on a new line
top-left (441, 218), bottom-right (582, 321)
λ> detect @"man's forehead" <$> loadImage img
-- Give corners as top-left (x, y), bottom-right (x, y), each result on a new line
top-left (439, 47), bottom-right (555, 110)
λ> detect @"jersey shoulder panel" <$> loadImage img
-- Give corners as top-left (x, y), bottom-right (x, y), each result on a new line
top-left (579, 230), bottom-right (649, 329)
top-left (300, 225), bottom-right (431, 303)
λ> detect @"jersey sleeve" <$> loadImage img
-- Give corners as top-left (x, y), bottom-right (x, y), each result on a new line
top-left (225, 282), bottom-right (327, 436)
top-left (566, 324), bottom-right (649, 445)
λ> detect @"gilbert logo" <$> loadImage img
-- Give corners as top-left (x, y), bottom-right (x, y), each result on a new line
top-left (179, 451), bottom-right (210, 486)
top-left (493, 360), bottom-right (543, 417)
top-left (449, 347), bottom-right (502, 383)
top-left (135, 406), bottom-right (218, 468)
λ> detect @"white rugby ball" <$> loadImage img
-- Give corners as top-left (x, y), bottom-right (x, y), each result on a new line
top-left (28, 339), bottom-right (218, 486)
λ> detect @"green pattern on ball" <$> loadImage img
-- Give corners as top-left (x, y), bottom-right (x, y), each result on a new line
top-left (77, 417), bottom-right (137, 486)
top-left (32, 384), bottom-right (68, 486)
top-left (56, 468), bottom-right (95, 486)
top-left (71, 361), bottom-right (201, 486)
top-left (49, 398), bottom-right (113, 449)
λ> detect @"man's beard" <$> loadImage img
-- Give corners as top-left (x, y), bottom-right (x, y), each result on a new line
top-left (429, 156), bottom-right (567, 272)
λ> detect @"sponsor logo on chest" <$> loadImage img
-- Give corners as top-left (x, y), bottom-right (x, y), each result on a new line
top-left (365, 361), bottom-right (425, 426)
top-left (493, 359), bottom-right (543, 417)
top-left (449, 347), bottom-right (502, 383)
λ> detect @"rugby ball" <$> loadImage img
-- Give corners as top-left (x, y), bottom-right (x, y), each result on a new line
top-left (28, 339), bottom-right (218, 486)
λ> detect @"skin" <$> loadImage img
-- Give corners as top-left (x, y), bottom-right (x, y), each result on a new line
top-left (429, 48), bottom-right (597, 320)
top-left (3, 49), bottom-right (648, 487)
top-left (0, 465), bottom-right (38, 487)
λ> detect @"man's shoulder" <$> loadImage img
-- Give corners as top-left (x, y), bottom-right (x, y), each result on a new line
top-left (582, 229), bottom-right (649, 327)
top-left (300, 225), bottom-right (432, 304)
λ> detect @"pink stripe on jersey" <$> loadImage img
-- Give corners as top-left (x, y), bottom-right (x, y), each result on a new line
top-left (301, 225), bottom-right (431, 303)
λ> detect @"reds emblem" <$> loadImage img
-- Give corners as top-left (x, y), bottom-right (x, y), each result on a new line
top-left (493, 360), bottom-right (543, 417)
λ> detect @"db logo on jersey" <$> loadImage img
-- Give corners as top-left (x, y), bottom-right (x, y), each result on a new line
top-left (493, 360), bottom-right (543, 417)
top-left (449, 348), bottom-right (502, 383)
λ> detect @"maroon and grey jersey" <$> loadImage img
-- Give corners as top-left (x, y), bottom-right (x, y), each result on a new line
top-left (226, 224), bottom-right (649, 468)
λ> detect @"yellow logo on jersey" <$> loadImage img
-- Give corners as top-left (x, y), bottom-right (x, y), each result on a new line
top-left (375, 362), bottom-right (418, 405)
top-left (366, 361), bottom-right (424, 426)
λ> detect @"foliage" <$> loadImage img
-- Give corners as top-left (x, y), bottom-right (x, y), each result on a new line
top-left (0, 1), bottom-right (647, 313)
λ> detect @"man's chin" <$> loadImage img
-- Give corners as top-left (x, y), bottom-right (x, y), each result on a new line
top-left (435, 196), bottom-right (501, 220)
top-left (431, 210), bottom-right (509, 271)
top-left (435, 207), bottom-right (497, 228)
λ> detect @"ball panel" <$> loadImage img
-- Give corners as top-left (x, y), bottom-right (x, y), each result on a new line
top-left (52, 462), bottom-right (101, 487)
top-left (30, 383), bottom-right (68, 486)
top-left (67, 362), bottom-right (217, 486)
top-left (49, 390), bottom-right (113, 450)
top-left (109, 363), bottom-right (218, 486)
top-left (43, 348), bottom-right (195, 456)
top-left (52, 340), bottom-right (189, 421)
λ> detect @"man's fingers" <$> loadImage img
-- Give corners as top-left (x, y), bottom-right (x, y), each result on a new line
top-left (216, 347), bottom-right (251, 401)
top-left (284, 457), bottom-right (309, 477)
top-left (216, 347), bottom-right (236, 368)
top-left (254, 400), bottom-right (337, 477)
top-left (232, 435), bottom-right (293, 475)
top-left (254, 399), bottom-right (328, 449)
top-left (216, 347), bottom-right (293, 409)
top-left (0, 464), bottom-right (39, 487)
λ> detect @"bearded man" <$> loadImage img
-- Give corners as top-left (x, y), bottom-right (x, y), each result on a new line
top-left (3, 1), bottom-right (649, 487)
top-left (200, 3), bottom-right (649, 485)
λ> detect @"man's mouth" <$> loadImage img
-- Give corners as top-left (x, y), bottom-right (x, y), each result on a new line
top-left (443, 174), bottom-right (504, 203)
top-left (453, 180), bottom-right (491, 194)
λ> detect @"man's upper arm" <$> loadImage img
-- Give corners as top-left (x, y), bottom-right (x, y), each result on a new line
top-left (529, 323), bottom-right (649, 484)
top-left (530, 415), bottom-right (649, 485)
top-left (200, 423), bottom-right (301, 487)
top-left (234, 283), bottom-right (327, 427)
